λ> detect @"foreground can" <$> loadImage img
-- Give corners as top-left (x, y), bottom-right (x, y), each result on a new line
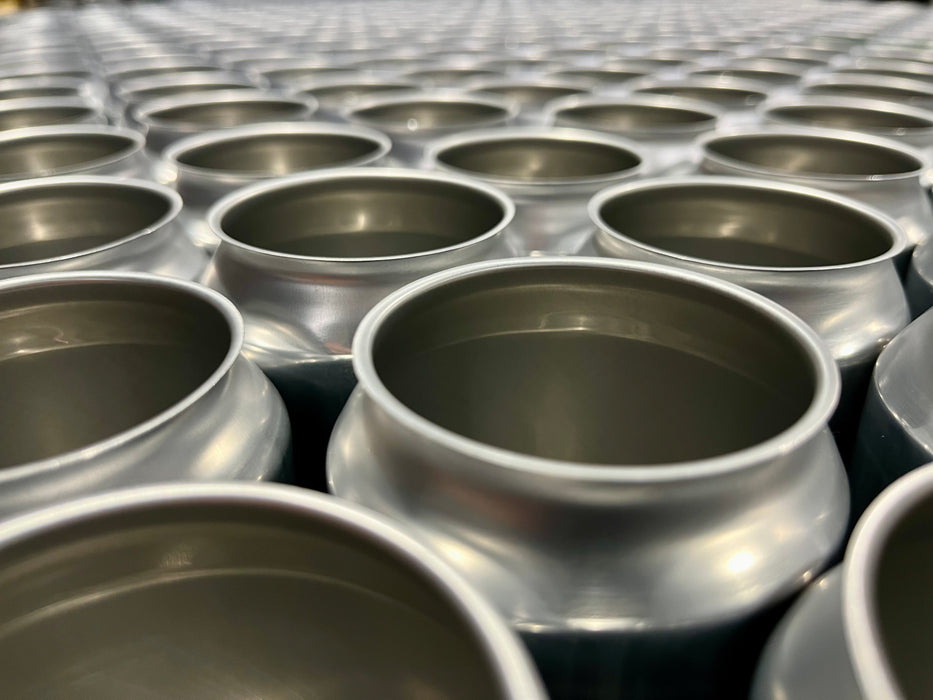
top-left (753, 464), bottom-right (933, 700)
top-left (203, 168), bottom-right (513, 488)
top-left (426, 126), bottom-right (645, 255)
top-left (0, 272), bottom-right (291, 518)
top-left (160, 122), bottom-right (391, 250)
top-left (329, 257), bottom-right (848, 699)
top-left (0, 483), bottom-right (544, 699)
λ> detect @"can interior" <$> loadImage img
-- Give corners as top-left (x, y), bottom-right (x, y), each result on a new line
top-left (871, 492), bottom-right (933, 699)
top-left (351, 99), bottom-right (508, 129)
top-left (768, 104), bottom-right (933, 131)
top-left (0, 85), bottom-right (78, 99)
top-left (125, 81), bottom-right (252, 104)
top-left (110, 64), bottom-right (219, 83)
top-left (176, 132), bottom-right (382, 175)
top-left (806, 82), bottom-right (933, 103)
top-left (692, 68), bottom-right (800, 85)
top-left (555, 103), bottom-right (717, 132)
top-left (474, 84), bottom-right (583, 104)
top-left (407, 68), bottom-right (502, 83)
top-left (373, 264), bottom-right (816, 464)
top-left (437, 137), bottom-right (641, 180)
top-left (0, 280), bottom-right (230, 468)
top-left (149, 99), bottom-right (308, 128)
top-left (0, 499), bottom-right (504, 698)
top-left (0, 105), bottom-right (95, 131)
top-left (835, 68), bottom-right (933, 84)
top-left (220, 176), bottom-right (505, 257)
top-left (599, 183), bottom-right (894, 266)
top-left (0, 133), bottom-right (137, 178)
top-left (635, 85), bottom-right (767, 108)
top-left (263, 66), bottom-right (357, 83)
top-left (705, 133), bottom-right (923, 176)
top-left (550, 69), bottom-right (647, 84)
top-left (305, 81), bottom-right (414, 106)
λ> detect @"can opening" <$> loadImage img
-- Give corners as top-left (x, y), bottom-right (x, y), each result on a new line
top-left (768, 105), bottom-right (933, 131)
top-left (635, 85), bottom-right (766, 109)
top-left (149, 99), bottom-right (307, 128)
top-left (0, 133), bottom-right (136, 179)
top-left (0, 279), bottom-right (230, 468)
top-left (0, 105), bottom-right (95, 131)
top-left (556, 103), bottom-right (717, 131)
top-left (351, 100), bottom-right (508, 129)
top-left (373, 264), bottom-right (817, 465)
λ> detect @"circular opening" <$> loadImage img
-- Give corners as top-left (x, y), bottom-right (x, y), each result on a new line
top-left (705, 133), bottom-right (923, 177)
top-left (635, 85), bottom-right (766, 109)
top-left (806, 82), bottom-right (933, 103)
top-left (263, 66), bottom-right (356, 83)
top-left (408, 69), bottom-right (502, 83)
top-left (868, 491), bottom-right (933, 698)
top-left (693, 68), bottom-right (800, 85)
top-left (371, 264), bottom-right (817, 464)
top-left (306, 82), bottom-right (413, 105)
top-left (0, 105), bottom-right (95, 132)
top-left (0, 279), bottom-right (230, 469)
top-left (768, 104), bottom-right (933, 131)
top-left (556, 103), bottom-right (716, 132)
top-left (756, 55), bottom-right (826, 69)
top-left (351, 100), bottom-right (508, 129)
top-left (125, 81), bottom-right (251, 104)
top-left (836, 68), bottom-right (933, 84)
top-left (177, 132), bottom-right (382, 175)
top-left (220, 176), bottom-right (505, 258)
top-left (0, 85), bottom-right (78, 100)
top-left (599, 183), bottom-right (894, 267)
top-left (437, 137), bottom-right (641, 181)
top-left (550, 69), bottom-right (646, 84)
top-left (0, 494), bottom-right (511, 698)
top-left (0, 133), bottom-right (137, 179)
top-left (148, 99), bottom-right (308, 128)
top-left (475, 84), bottom-right (584, 104)
top-left (111, 65), bottom-right (218, 82)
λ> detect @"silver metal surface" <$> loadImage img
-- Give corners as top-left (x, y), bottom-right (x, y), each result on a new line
top-left (587, 176), bottom-right (909, 456)
top-left (546, 93), bottom-right (721, 174)
top-left (699, 127), bottom-right (933, 249)
top-left (851, 307), bottom-right (933, 520)
top-left (0, 76), bottom-right (92, 102)
top-left (0, 272), bottom-right (290, 518)
top-left (289, 74), bottom-right (418, 121)
top-left (0, 176), bottom-right (205, 280)
top-left (329, 256), bottom-right (847, 698)
top-left (0, 96), bottom-right (104, 132)
top-left (907, 238), bottom-right (933, 317)
top-left (632, 76), bottom-right (770, 125)
top-left (344, 90), bottom-right (517, 164)
top-left (754, 464), bottom-right (933, 700)
top-left (112, 71), bottom-right (257, 121)
top-left (803, 74), bottom-right (933, 111)
top-left (427, 126), bottom-right (645, 254)
top-left (467, 78), bottom-right (589, 124)
top-left (0, 125), bottom-right (148, 182)
top-left (161, 122), bottom-right (391, 250)
top-left (0, 483), bottom-right (545, 699)
top-left (131, 89), bottom-right (318, 154)
top-left (203, 167), bottom-right (513, 487)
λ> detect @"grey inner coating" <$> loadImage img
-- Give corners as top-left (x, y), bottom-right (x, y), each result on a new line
top-left (707, 134), bottom-right (922, 176)
top-left (149, 100), bottom-right (307, 128)
top-left (9, 70), bottom-right (92, 81)
top-left (0, 504), bottom-right (504, 699)
top-left (550, 69), bottom-right (647, 84)
top-left (693, 68), bottom-right (800, 85)
top-left (0, 282), bottom-right (229, 468)
top-left (635, 85), bottom-right (767, 108)
top-left (0, 86), bottom-right (79, 99)
top-left (599, 184), bottom-right (892, 266)
top-left (806, 83), bottom-right (933, 102)
top-left (0, 183), bottom-right (169, 264)
top-left (352, 100), bottom-right (507, 129)
top-left (408, 69), bottom-right (502, 82)
top-left (221, 178), bottom-right (504, 257)
top-left (835, 68), bottom-right (933, 84)
top-left (556, 103), bottom-right (716, 131)
top-left (374, 265), bottom-right (815, 464)
top-left (0, 134), bottom-right (135, 177)
top-left (874, 496), bottom-right (933, 699)
top-left (263, 66), bottom-right (357, 82)
top-left (125, 82), bottom-right (251, 104)
top-left (0, 106), bottom-right (95, 132)
top-left (176, 133), bottom-right (380, 174)
top-left (110, 65), bottom-right (219, 82)
top-left (305, 82), bottom-right (413, 105)
top-left (477, 84), bottom-right (584, 103)
top-left (437, 138), bottom-right (641, 180)
top-left (756, 56), bottom-right (825, 68)
top-left (769, 105), bottom-right (933, 131)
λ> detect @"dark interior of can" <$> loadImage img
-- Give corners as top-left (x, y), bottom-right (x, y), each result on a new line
top-left (835, 68), bottom-right (933, 83)
top-left (806, 82), bottom-right (933, 103)
top-left (693, 68), bottom-right (800, 85)
top-left (0, 133), bottom-right (136, 178)
top-left (437, 137), bottom-right (641, 180)
top-left (220, 176), bottom-right (504, 257)
top-left (556, 103), bottom-right (716, 131)
top-left (0, 105), bottom-right (95, 131)
top-left (0, 280), bottom-right (229, 468)
top-left (126, 81), bottom-right (252, 104)
top-left (768, 104), bottom-right (933, 131)
top-left (0, 500), bottom-right (504, 699)
top-left (0, 85), bottom-right (78, 100)
top-left (373, 264), bottom-right (816, 464)
top-left (475, 84), bottom-right (584, 104)
top-left (352, 99), bottom-right (508, 129)
top-left (872, 493), bottom-right (933, 699)
top-left (706, 133), bottom-right (923, 176)
top-left (636, 85), bottom-right (767, 108)
top-left (599, 183), bottom-right (894, 267)
top-left (0, 183), bottom-right (170, 264)
top-left (176, 132), bottom-right (381, 174)
top-left (149, 99), bottom-right (308, 127)
top-left (550, 69), bottom-right (647, 84)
